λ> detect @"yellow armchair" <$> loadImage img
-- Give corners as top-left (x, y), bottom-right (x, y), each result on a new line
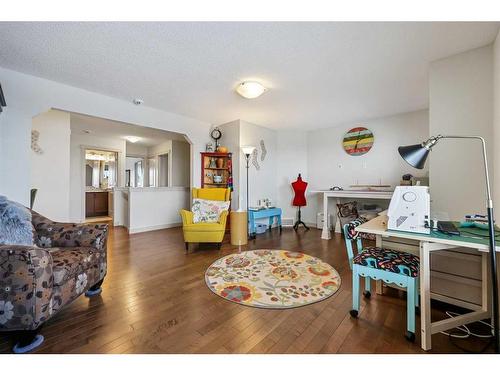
top-left (180, 188), bottom-right (231, 252)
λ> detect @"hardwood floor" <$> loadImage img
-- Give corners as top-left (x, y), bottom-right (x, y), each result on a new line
top-left (0, 226), bottom-right (493, 354)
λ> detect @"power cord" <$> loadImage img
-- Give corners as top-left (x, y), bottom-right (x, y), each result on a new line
top-left (439, 311), bottom-right (493, 339)
top-left (439, 311), bottom-right (493, 353)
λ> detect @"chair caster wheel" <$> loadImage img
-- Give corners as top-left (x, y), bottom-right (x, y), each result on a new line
top-left (85, 287), bottom-right (102, 297)
top-left (13, 334), bottom-right (44, 354)
top-left (405, 331), bottom-right (416, 342)
top-left (363, 291), bottom-right (371, 299)
top-left (415, 306), bottom-right (420, 316)
top-left (349, 309), bottom-right (358, 318)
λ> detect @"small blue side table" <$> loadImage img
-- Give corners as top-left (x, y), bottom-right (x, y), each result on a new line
top-left (248, 207), bottom-right (282, 239)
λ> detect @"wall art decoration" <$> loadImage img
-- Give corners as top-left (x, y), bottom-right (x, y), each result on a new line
top-left (252, 148), bottom-right (260, 170)
top-left (31, 130), bottom-right (43, 154)
top-left (260, 139), bottom-right (267, 161)
top-left (342, 127), bottom-right (374, 156)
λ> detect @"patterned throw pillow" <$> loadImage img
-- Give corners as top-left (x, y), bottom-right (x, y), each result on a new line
top-left (192, 198), bottom-right (230, 223)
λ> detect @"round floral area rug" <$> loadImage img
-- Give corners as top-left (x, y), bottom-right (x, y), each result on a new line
top-left (205, 250), bottom-right (341, 309)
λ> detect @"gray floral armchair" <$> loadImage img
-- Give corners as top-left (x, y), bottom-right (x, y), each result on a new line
top-left (0, 211), bottom-right (108, 353)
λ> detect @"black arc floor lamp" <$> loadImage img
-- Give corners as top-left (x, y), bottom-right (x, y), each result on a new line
top-left (399, 135), bottom-right (499, 353)
top-left (241, 146), bottom-right (256, 239)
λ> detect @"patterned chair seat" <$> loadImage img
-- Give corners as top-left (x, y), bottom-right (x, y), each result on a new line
top-left (352, 246), bottom-right (419, 277)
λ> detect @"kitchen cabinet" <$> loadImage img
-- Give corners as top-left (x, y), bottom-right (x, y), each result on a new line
top-left (86, 191), bottom-right (109, 217)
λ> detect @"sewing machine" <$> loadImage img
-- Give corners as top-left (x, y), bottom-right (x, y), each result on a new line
top-left (388, 186), bottom-right (430, 234)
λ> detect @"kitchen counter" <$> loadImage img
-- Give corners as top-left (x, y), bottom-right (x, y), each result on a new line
top-left (85, 187), bottom-right (113, 193)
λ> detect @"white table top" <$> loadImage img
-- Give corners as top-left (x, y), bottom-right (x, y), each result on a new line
top-left (311, 189), bottom-right (394, 199)
top-left (355, 215), bottom-right (500, 252)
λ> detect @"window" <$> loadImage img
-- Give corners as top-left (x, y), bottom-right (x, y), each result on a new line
top-left (135, 160), bottom-right (144, 187)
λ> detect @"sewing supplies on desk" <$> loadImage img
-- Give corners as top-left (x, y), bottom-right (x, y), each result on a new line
top-left (422, 218), bottom-right (500, 240)
top-left (465, 214), bottom-right (489, 223)
top-left (460, 221), bottom-right (489, 230)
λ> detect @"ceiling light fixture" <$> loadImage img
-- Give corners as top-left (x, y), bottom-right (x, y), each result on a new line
top-left (236, 81), bottom-right (267, 99)
top-left (133, 98), bottom-right (144, 105)
top-left (125, 136), bottom-right (141, 143)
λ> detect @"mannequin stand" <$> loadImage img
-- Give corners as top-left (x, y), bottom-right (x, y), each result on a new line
top-left (293, 206), bottom-right (309, 231)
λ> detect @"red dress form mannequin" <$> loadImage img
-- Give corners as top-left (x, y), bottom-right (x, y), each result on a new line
top-left (292, 174), bottom-right (309, 230)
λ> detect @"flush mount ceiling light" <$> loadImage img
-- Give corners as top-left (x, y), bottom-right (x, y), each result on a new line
top-left (125, 136), bottom-right (140, 143)
top-left (236, 81), bottom-right (267, 99)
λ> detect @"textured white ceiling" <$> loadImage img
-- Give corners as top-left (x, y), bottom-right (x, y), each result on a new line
top-left (0, 22), bottom-right (498, 129)
top-left (70, 113), bottom-right (188, 146)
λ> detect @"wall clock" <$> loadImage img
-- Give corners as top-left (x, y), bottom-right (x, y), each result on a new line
top-left (342, 127), bottom-right (374, 156)
top-left (210, 127), bottom-right (222, 149)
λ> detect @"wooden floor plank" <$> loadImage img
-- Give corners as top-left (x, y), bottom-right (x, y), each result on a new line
top-left (0, 226), bottom-right (490, 353)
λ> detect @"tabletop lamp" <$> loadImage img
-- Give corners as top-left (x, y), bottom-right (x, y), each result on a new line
top-left (241, 146), bottom-right (256, 239)
top-left (398, 135), bottom-right (499, 353)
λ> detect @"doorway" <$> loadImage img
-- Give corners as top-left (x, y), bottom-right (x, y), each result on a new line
top-left (125, 156), bottom-right (145, 187)
top-left (84, 148), bottom-right (118, 221)
top-left (158, 153), bottom-right (169, 187)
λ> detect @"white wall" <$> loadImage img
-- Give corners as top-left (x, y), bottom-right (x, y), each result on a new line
top-left (31, 110), bottom-right (71, 221)
top-left (69, 131), bottom-right (126, 221)
top-left (216, 120), bottom-right (279, 225)
top-left (127, 187), bottom-right (189, 233)
top-left (0, 107), bottom-right (31, 205)
top-left (306, 110), bottom-right (429, 223)
top-left (217, 112), bottom-right (427, 228)
top-left (429, 45), bottom-right (494, 220)
top-left (493, 30), bottom-right (500, 323)
top-left (239, 120), bottom-right (278, 212)
top-left (126, 142), bottom-right (148, 157)
top-left (148, 140), bottom-right (172, 156)
top-left (494, 31), bottom-right (500, 216)
top-left (276, 130), bottom-right (308, 223)
top-left (0, 67), bottom-right (211, 207)
top-left (172, 140), bottom-right (190, 187)
top-left (218, 120), bottom-right (241, 209)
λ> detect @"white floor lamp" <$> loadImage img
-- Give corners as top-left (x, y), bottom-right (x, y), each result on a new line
top-left (241, 146), bottom-right (256, 239)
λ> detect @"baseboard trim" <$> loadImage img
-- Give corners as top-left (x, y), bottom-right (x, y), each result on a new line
top-left (128, 222), bottom-right (182, 234)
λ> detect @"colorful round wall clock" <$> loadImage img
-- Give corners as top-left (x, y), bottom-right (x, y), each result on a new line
top-left (342, 127), bottom-right (374, 156)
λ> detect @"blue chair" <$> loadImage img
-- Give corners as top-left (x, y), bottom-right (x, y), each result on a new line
top-left (343, 218), bottom-right (420, 342)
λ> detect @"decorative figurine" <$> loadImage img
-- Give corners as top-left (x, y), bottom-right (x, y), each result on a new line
top-left (209, 157), bottom-right (217, 168)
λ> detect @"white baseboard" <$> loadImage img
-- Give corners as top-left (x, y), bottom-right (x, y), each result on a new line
top-left (128, 222), bottom-right (182, 234)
